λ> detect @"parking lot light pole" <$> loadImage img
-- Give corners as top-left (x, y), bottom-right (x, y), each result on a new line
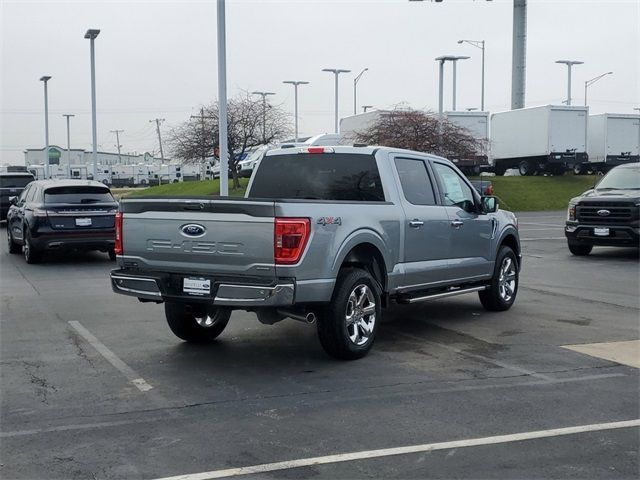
top-left (39, 76), bottom-right (51, 179)
top-left (252, 91), bottom-right (275, 143)
top-left (322, 68), bottom-right (351, 133)
top-left (63, 114), bottom-right (75, 177)
top-left (217, 0), bottom-right (228, 196)
top-left (85, 29), bottom-right (100, 180)
top-left (451, 56), bottom-right (470, 111)
top-left (555, 60), bottom-right (583, 106)
top-left (362, 105), bottom-right (374, 113)
top-left (283, 81), bottom-right (309, 142)
top-left (458, 39), bottom-right (485, 110)
top-left (353, 68), bottom-right (368, 115)
top-left (584, 71), bottom-right (613, 106)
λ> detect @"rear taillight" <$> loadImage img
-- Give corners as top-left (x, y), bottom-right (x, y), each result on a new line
top-left (274, 217), bottom-right (310, 265)
top-left (486, 185), bottom-right (494, 196)
top-left (114, 211), bottom-right (123, 255)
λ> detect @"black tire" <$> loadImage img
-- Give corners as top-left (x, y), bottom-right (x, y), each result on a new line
top-left (479, 246), bottom-right (519, 312)
top-left (164, 302), bottom-right (231, 342)
top-left (573, 164), bottom-right (585, 175)
top-left (7, 225), bottom-right (20, 254)
top-left (23, 229), bottom-right (42, 264)
top-left (494, 165), bottom-right (507, 176)
top-left (518, 160), bottom-right (534, 176)
top-left (568, 242), bottom-right (592, 256)
top-left (108, 248), bottom-right (117, 261)
top-left (317, 268), bottom-right (381, 360)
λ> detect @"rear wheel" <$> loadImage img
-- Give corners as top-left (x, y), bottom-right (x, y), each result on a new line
top-left (164, 302), bottom-right (231, 342)
top-left (23, 229), bottom-right (42, 264)
top-left (568, 242), bottom-right (593, 256)
top-left (479, 246), bottom-right (519, 311)
top-left (7, 225), bottom-right (20, 254)
top-left (317, 268), bottom-right (381, 360)
top-left (573, 163), bottom-right (585, 175)
top-left (518, 160), bottom-right (535, 176)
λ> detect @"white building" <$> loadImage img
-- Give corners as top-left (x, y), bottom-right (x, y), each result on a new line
top-left (24, 146), bottom-right (167, 168)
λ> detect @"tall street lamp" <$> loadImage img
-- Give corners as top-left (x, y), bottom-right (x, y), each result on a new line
top-left (458, 39), bottom-right (485, 110)
top-left (322, 68), bottom-right (351, 133)
top-left (362, 105), bottom-right (374, 113)
top-left (353, 68), bottom-right (368, 115)
top-left (555, 60), bottom-right (583, 106)
top-left (85, 28), bottom-right (100, 180)
top-left (39, 76), bottom-right (51, 178)
top-left (252, 91), bottom-right (275, 143)
top-left (217, 0), bottom-right (228, 196)
top-left (282, 81), bottom-right (309, 142)
top-left (435, 55), bottom-right (469, 113)
top-left (584, 71), bottom-right (613, 106)
top-left (62, 114), bottom-right (75, 177)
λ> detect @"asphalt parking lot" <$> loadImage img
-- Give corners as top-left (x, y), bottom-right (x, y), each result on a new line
top-left (1, 211), bottom-right (638, 480)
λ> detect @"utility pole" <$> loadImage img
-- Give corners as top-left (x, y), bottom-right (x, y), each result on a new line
top-left (511, 0), bottom-right (527, 109)
top-left (110, 129), bottom-right (124, 163)
top-left (63, 114), bottom-right (74, 177)
top-left (150, 118), bottom-right (165, 159)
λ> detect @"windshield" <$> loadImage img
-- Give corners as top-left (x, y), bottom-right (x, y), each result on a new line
top-left (596, 168), bottom-right (640, 190)
top-left (0, 176), bottom-right (34, 188)
top-left (249, 153), bottom-right (385, 201)
top-left (44, 186), bottom-right (115, 204)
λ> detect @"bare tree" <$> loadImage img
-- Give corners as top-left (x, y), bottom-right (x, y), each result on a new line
top-left (167, 92), bottom-right (291, 189)
top-left (352, 107), bottom-right (486, 161)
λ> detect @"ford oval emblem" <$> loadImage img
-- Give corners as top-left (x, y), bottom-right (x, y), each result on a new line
top-left (597, 209), bottom-right (611, 217)
top-left (180, 223), bottom-right (206, 237)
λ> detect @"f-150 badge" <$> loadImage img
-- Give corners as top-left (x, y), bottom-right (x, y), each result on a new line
top-left (317, 217), bottom-right (342, 226)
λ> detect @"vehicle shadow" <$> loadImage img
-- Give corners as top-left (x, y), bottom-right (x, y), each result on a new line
top-left (34, 249), bottom-right (114, 265)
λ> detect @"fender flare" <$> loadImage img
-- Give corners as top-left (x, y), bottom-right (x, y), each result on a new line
top-left (331, 228), bottom-right (392, 277)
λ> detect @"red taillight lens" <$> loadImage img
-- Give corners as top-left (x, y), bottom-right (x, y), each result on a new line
top-left (487, 185), bottom-right (494, 196)
top-left (274, 217), bottom-right (310, 265)
top-left (114, 211), bottom-right (123, 255)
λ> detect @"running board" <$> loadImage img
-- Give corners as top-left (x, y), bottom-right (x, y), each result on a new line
top-left (397, 285), bottom-right (489, 304)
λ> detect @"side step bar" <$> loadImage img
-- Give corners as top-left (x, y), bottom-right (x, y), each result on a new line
top-left (397, 285), bottom-right (488, 304)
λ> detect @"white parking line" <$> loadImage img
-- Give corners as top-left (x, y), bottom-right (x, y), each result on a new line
top-left (520, 237), bottom-right (565, 241)
top-left (153, 419), bottom-right (640, 480)
top-left (68, 321), bottom-right (153, 392)
top-left (518, 222), bottom-right (563, 227)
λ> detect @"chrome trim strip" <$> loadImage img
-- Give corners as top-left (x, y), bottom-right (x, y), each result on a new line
top-left (214, 283), bottom-right (294, 306)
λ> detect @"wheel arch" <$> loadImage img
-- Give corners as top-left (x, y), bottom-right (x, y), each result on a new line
top-left (498, 230), bottom-right (521, 268)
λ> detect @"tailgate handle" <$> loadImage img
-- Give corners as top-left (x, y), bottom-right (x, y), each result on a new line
top-left (183, 203), bottom-right (205, 211)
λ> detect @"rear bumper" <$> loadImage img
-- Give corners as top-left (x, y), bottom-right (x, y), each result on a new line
top-left (110, 270), bottom-right (295, 306)
top-left (565, 223), bottom-right (640, 247)
top-left (31, 231), bottom-right (115, 251)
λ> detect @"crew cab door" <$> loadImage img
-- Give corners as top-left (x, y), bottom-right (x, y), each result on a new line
top-left (430, 161), bottom-right (493, 281)
top-left (394, 156), bottom-right (451, 289)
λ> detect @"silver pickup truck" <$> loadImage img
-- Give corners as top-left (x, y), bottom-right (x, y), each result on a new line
top-left (111, 146), bottom-right (521, 360)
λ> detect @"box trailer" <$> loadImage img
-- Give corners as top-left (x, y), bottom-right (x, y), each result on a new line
top-left (490, 105), bottom-right (588, 175)
top-left (445, 111), bottom-right (490, 175)
top-left (339, 110), bottom-right (385, 144)
top-left (575, 113), bottom-right (640, 174)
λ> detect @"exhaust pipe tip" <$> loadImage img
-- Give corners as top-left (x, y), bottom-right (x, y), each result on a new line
top-left (305, 312), bottom-right (316, 324)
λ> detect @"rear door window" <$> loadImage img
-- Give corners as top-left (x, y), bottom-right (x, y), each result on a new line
top-left (44, 186), bottom-right (114, 204)
top-left (395, 158), bottom-right (437, 205)
top-left (0, 175), bottom-right (33, 188)
top-left (432, 162), bottom-right (476, 211)
top-left (249, 153), bottom-right (385, 201)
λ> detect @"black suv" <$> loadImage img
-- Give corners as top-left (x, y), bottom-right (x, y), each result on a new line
top-left (6, 180), bottom-right (118, 263)
top-left (565, 163), bottom-right (640, 255)
top-left (1, 171), bottom-right (35, 220)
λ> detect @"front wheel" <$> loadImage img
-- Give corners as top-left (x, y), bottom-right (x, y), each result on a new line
top-left (164, 303), bottom-right (231, 342)
top-left (479, 246), bottom-right (519, 311)
top-left (317, 268), bottom-right (381, 360)
top-left (518, 160), bottom-right (534, 176)
top-left (568, 242), bottom-right (592, 256)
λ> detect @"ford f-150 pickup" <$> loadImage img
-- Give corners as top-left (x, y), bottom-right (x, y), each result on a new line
top-left (111, 146), bottom-right (521, 359)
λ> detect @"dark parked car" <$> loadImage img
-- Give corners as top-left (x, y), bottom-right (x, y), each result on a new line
top-left (565, 162), bottom-right (639, 256)
top-left (1, 171), bottom-right (35, 220)
top-left (6, 180), bottom-right (118, 263)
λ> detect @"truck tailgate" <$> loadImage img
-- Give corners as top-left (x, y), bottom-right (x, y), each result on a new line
top-left (119, 198), bottom-right (276, 279)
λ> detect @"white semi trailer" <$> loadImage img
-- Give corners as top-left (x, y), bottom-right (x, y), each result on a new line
top-left (445, 111), bottom-right (490, 175)
top-left (574, 113), bottom-right (640, 174)
top-left (490, 105), bottom-right (588, 176)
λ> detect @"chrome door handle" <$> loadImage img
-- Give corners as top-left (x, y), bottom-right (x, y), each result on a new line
top-left (451, 220), bottom-right (464, 228)
top-left (409, 219), bottom-right (424, 228)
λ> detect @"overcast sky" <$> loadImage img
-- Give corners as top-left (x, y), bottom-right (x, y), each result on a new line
top-left (1, 0), bottom-right (638, 165)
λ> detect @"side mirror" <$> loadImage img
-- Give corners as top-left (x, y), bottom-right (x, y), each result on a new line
top-left (481, 196), bottom-right (498, 214)
top-left (9, 196), bottom-right (17, 206)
